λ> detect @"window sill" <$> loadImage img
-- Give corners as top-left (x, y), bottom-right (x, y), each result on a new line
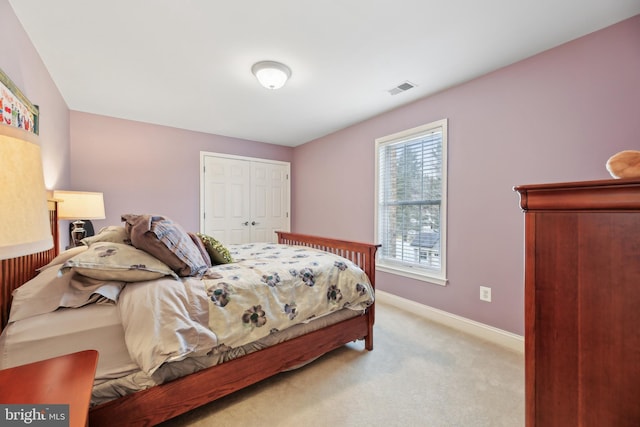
top-left (376, 263), bottom-right (448, 286)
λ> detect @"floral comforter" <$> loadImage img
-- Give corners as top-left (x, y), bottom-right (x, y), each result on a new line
top-left (203, 243), bottom-right (374, 350)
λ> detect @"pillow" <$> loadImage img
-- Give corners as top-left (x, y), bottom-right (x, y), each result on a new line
top-left (189, 232), bottom-right (212, 268)
top-left (10, 266), bottom-right (76, 322)
top-left (10, 264), bottom-right (125, 323)
top-left (37, 245), bottom-right (88, 271)
top-left (82, 225), bottom-right (130, 246)
top-left (60, 242), bottom-right (177, 282)
top-left (196, 233), bottom-right (233, 265)
top-left (121, 214), bottom-right (209, 277)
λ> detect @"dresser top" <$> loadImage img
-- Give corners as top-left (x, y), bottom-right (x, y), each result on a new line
top-left (0, 350), bottom-right (98, 427)
top-left (514, 178), bottom-right (640, 211)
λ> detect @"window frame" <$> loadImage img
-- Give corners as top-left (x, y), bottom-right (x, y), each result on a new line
top-left (374, 118), bottom-right (448, 286)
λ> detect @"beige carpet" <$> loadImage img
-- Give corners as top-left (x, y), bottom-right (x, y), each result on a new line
top-left (159, 299), bottom-right (524, 427)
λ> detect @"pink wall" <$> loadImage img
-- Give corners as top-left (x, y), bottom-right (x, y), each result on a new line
top-left (5, 0), bottom-right (639, 336)
top-left (1, 0), bottom-right (70, 192)
top-left (292, 15), bottom-right (640, 335)
top-left (70, 112), bottom-right (293, 233)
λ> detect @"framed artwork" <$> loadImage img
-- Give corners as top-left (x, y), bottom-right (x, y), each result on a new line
top-left (0, 68), bottom-right (39, 135)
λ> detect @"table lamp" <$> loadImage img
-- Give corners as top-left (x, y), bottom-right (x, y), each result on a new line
top-left (53, 190), bottom-right (106, 247)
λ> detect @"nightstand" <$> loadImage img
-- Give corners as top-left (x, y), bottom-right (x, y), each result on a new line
top-left (0, 350), bottom-right (98, 427)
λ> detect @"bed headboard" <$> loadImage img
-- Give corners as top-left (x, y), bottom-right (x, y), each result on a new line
top-left (0, 200), bottom-right (59, 330)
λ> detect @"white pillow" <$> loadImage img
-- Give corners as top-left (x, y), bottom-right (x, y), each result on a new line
top-left (9, 265), bottom-right (124, 323)
top-left (36, 246), bottom-right (88, 271)
top-left (60, 242), bottom-right (177, 282)
top-left (81, 225), bottom-right (130, 246)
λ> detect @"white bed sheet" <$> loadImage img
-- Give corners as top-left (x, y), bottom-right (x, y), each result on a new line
top-left (0, 303), bottom-right (138, 384)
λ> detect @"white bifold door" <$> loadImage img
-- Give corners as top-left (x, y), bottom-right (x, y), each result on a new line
top-left (200, 152), bottom-right (290, 244)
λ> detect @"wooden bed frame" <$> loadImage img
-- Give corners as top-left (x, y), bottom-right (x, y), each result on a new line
top-left (0, 204), bottom-right (380, 426)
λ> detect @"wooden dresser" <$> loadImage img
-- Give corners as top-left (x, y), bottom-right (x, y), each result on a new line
top-left (514, 179), bottom-right (640, 427)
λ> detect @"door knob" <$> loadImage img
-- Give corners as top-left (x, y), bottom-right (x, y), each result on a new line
top-left (242, 221), bottom-right (249, 226)
top-left (251, 221), bottom-right (258, 226)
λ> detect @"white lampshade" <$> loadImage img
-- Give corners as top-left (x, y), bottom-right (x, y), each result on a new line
top-left (0, 125), bottom-right (53, 260)
top-left (53, 190), bottom-right (106, 220)
top-left (251, 61), bottom-right (292, 90)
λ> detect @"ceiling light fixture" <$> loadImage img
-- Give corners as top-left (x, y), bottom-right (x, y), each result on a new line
top-left (251, 61), bottom-right (292, 90)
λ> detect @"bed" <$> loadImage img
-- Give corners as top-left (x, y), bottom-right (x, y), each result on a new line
top-left (0, 202), bottom-right (379, 426)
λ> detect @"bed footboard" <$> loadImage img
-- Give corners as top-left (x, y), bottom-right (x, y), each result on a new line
top-left (275, 231), bottom-right (379, 287)
top-left (276, 231), bottom-right (380, 350)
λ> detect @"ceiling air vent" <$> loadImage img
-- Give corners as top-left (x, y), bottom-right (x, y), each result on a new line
top-left (388, 81), bottom-right (416, 95)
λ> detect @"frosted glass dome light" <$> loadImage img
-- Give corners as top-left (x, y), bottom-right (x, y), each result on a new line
top-left (251, 61), bottom-right (292, 90)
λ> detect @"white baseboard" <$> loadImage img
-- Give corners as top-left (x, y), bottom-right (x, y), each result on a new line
top-left (376, 290), bottom-right (524, 354)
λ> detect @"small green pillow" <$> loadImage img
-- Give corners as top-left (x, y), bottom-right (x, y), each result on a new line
top-left (196, 233), bottom-right (233, 265)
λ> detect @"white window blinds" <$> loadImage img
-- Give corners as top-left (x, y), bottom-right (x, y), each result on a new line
top-left (376, 119), bottom-right (447, 283)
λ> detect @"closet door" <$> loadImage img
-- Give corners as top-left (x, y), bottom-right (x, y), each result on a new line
top-left (201, 153), bottom-right (290, 244)
top-left (251, 161), bottom-right (290, 242)
top-left (201, 155), bottom-right (252, 244)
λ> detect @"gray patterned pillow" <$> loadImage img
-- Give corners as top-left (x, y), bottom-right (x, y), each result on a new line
top-left (122, 214), bottom-right (209, 277)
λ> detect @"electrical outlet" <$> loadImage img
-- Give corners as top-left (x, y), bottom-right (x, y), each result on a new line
top-left (480, 286), bottom-right (492, 302)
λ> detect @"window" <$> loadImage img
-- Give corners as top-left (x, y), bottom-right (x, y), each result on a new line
top-left (375, 119), bottom-right (447, 285)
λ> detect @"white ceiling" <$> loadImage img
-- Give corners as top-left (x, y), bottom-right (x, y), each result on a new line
top-left (8, 1), bottom-right (640, 147)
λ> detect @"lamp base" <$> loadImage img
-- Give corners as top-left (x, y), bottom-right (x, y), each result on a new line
top-left (68, 220), bottom-right (95, 247)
